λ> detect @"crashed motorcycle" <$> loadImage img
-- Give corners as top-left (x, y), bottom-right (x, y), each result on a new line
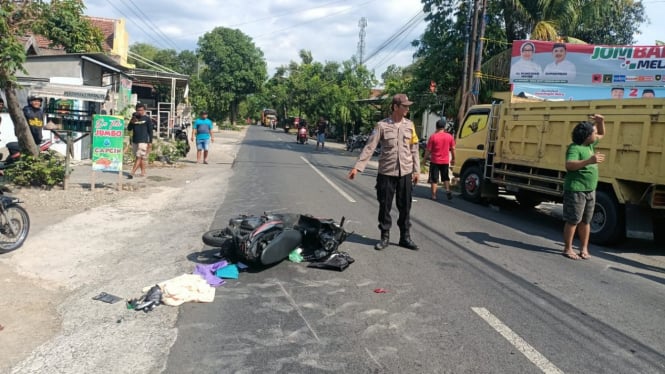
top-left (202, 213), bottom-right (349, 267)
top-left (0, 186), bottom-right (30, 253)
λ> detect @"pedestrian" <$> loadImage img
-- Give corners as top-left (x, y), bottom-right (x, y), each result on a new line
top-left (562, 114), bottom-right (606, 260)
top-left (347, 93), bottom-right (420, 251)
top-left (423, 119), bottom-right (456, 201)
top-left (191, 110), bottom-right (214, 164)
top-left (127, 103), bottom-right (154, 178)
top-left (315, 117), bottom-right (328, 150)
top-left (23, 96), bottom-right (46, 145)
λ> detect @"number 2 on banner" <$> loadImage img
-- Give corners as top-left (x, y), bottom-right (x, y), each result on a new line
top-left (630, 88), bottom-right (639, 97)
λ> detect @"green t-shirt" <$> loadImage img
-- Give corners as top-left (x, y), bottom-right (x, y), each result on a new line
top-left (563, 140), bottom-right (598, 192)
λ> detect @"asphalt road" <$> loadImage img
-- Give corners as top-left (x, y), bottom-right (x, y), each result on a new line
top-left (166, 125), bottom-right (665, 374)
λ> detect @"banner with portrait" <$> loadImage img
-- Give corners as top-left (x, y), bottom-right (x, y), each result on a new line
top-left (509, 40), bottom-right (665, 101)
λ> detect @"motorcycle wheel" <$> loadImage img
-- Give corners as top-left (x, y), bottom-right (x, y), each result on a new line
top-left (0, 204), bottom-right (30, 253)
top-left (202, 229), bottom-right (233, 247)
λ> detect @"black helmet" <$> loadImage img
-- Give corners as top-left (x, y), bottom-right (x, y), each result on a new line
top-left (27, 95), bottom-right (43, 104)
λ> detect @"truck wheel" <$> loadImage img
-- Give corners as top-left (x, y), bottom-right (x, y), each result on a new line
top-left (590, 190), bottom-right (625, 245)
top-left (461, 166), bottom-right (483, 203)
top-left (653, 216), bottom-right (665, 244)
top-left (516, 190), bottom-right (543, 208)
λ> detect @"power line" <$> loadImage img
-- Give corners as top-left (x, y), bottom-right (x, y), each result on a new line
top-left (128, 51), bottom-right (180, 74)
top-left (103, 0), bottom-right (171, 49)
top-left (174, 0), bottom-right (353, 39)
top-left (120, 0), bottom-right (179, 50)
top-left (363, 10), bottom-right (424, 64)
top-left (253, 0), bottom-right (375, 40)
top-left (369, 16), bottom-right (424, 72)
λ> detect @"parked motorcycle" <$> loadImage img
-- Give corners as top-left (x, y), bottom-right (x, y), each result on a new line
top-left (0, 142), bottom-right (22, 175)
top-left (346, 134), bottom-right (367, 152)
top-left (202, 213), bottom-right (348, 266)
top-left (297, 126), bottom-right (308, 144)
top-left (173, 123), bottom-right (190, 156)
top-left (346, 134), bottom-right (380, 156)
top-left (0, 186), bottom-right (30, 253)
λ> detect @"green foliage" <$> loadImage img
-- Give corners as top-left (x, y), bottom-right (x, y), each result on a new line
top-left (216, 122), bottom-right (243, 131)
top-left (5, 152), bottom-right (66, 188)
top-left (145, 139), bottom-right (183, 164)
top-left (198, 27), bottom-right (267, 123)
top-left (34, 0), bottom-right (103, 53)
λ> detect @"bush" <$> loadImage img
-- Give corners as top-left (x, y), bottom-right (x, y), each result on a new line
top-left (5, 152), bottom-right (67, 188)
top-left (217, 121), bottom-right (243, 131)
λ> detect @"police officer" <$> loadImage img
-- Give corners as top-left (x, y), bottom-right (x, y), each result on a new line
top-left (348, 93), bottom-right (420, 250)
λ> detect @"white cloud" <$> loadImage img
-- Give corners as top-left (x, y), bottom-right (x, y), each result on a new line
top-left (83, 0), bottom-right (664, 80)
top-left (84, 0), bottom-right (426, 78)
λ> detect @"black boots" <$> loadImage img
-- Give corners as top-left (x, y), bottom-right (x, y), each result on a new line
top-left (375, 231), bottom-right (390, 250)
top-left (399, 232), bottom-right (419, 250)
top-left (375, 231), bottom-right (418, 251)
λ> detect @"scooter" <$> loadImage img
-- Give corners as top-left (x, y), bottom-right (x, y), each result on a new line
top-left (173, 123), bottom-right (190, 156)
top-left (297, 127), bottom-right (308, 144)
top-left (0, 185), bottom-right (30, 254)
top-left (202, 213), bottom-right (349, 266)
top-left (0, 142), bottom-right (22, 174)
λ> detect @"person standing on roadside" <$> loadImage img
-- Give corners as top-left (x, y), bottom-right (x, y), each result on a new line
top-left (23, 96), bottom-right (46, 145)
top-left (423, 119), bottom-right (456, 201)
top-left (191, 110), bottom-right (214, 164)
top-left (315, 117), bottom-right (328, 150)
top-left (348, 93), bottom-right (420, 251)
top-left (562, 114), bottom-right (605, 260)
top-left (128, 103), bottom-right (154, 178)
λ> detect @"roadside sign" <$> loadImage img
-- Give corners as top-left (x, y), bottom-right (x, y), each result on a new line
top-left (91, 115), bottom-right (125, 172)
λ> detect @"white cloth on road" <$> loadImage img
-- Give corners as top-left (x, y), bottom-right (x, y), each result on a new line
top-left (143, 273), bottom-right (215, 306)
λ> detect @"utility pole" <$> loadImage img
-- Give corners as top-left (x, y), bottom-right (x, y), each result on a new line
top-left (357, 17), bottom-right (367, 66)
top-left (471, 0), bottom-right (489, 105)
top-left (457, 0), bottom-right (477, 124)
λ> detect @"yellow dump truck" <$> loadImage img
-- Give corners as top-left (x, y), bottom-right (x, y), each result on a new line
top-left (455, 93), bottom-right (665, 244)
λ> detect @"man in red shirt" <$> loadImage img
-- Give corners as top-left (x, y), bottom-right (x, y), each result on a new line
top-left (423, 119), bottom-right (456, 200)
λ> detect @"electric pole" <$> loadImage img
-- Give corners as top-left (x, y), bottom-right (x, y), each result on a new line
top-left (357, 17), bottom-right (367, 66)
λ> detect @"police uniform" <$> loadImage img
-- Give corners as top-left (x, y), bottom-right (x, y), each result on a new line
top-left (353, 117), bottom-right (420, 247)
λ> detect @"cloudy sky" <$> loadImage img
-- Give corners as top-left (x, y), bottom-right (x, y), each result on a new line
top-left (84, 0), bottom-right (664, 78)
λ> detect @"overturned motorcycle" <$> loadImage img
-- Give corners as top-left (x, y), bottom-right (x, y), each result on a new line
top-left (202, 213), bottom-right (352, 269)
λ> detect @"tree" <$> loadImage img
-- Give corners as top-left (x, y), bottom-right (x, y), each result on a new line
top-left (197, 27), bottom-right (267, 124)
top-left (1, 0), bottom-right (102, 156)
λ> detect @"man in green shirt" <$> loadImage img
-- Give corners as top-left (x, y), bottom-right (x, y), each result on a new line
top-left (562, 114), bottom-right (605, 260)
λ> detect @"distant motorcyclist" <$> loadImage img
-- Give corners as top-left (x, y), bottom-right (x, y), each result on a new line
top-left (296, 119), bottom-right (308, 142)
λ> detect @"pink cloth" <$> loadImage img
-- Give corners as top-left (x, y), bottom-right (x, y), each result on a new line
top-left (427, 132), bottom-right (455, 164)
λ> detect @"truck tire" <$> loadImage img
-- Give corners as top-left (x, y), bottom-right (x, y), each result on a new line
top-left (590, 190), bottom-right (625, 245)
top-left (653, 216), bottom-right (665, 244)
top-left (516, 190), bottom-right (543, 208)
top-left (461, 166), bottom-right (483, 203)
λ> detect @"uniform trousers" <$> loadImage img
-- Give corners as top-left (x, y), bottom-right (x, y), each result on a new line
top-left (375, 173), bottom-right (413, 233)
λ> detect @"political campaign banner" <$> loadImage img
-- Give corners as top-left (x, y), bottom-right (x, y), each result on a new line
top-left (509, 40), bottom-right (665, 100)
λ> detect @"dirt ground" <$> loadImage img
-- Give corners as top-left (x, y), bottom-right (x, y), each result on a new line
top-left (0, 167), bottom-right (179, 371)
top-left (0, 128), bottom-right (244, 373)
